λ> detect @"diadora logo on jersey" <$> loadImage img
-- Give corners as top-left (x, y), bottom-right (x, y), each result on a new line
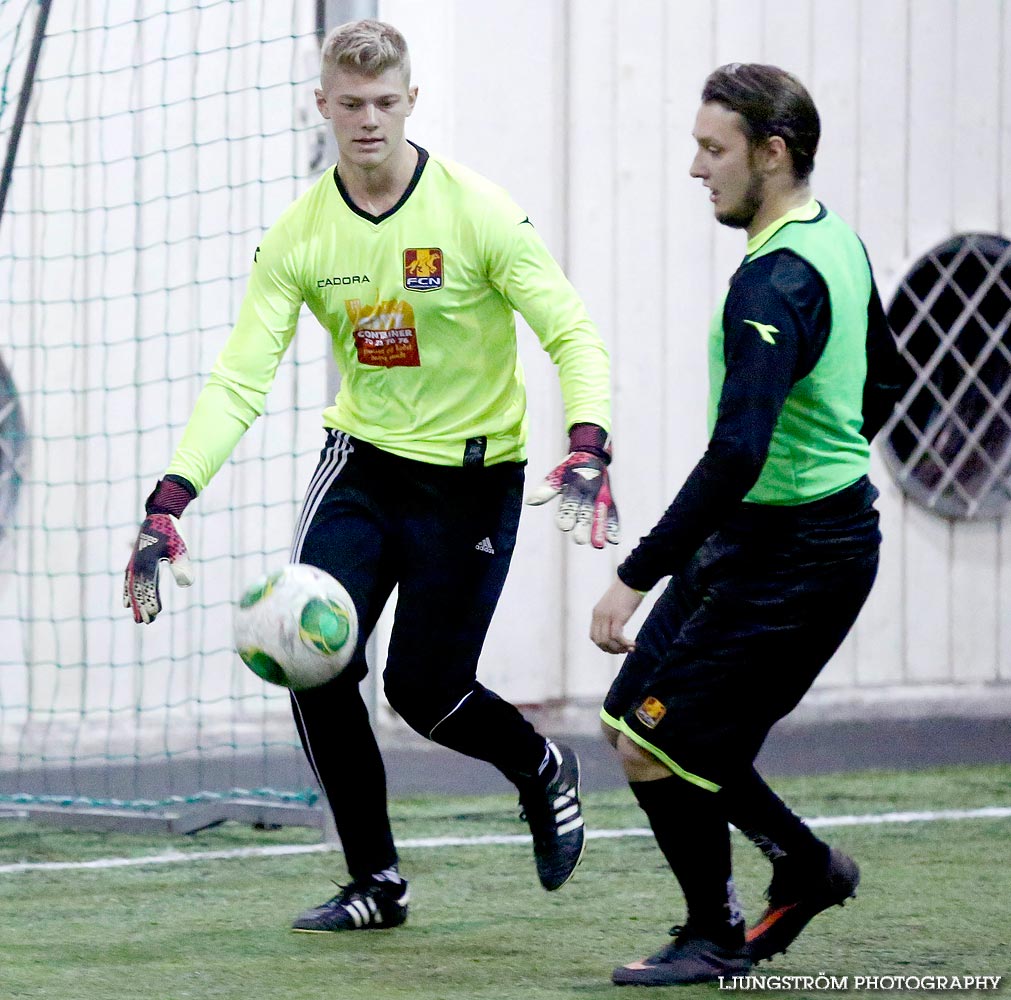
top-left (403, 248), bottom-right (443, 291)
top-left (743, 319), bottom-right (778, 344)
top-left (317, 274), bottom-right (371, 288)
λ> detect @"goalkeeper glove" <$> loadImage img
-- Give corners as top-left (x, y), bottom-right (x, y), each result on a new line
top-left (526, 423), bottom-right (620, 549)
top-left (123, 476), bottom-right (196, 624)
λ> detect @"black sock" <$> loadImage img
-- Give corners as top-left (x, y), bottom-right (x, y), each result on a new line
top-left (719, 766), bottom-right (829, 871)
top-left (427, 682), bottom-right (548, 782)
top-left (630, 776), bottom-right (744, 946)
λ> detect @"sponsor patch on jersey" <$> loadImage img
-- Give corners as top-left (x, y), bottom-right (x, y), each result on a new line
top-left (346, 297), bottom-right (421, 368)
top-left (353, 327), bottom-right (420, 367)
top-left (403, 248), bottom-right (443, 291)
top-left (635, 696), bottom-right (667, 730)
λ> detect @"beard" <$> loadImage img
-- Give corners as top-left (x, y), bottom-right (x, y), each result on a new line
top-left (716, 165), bottom-right (764, 230)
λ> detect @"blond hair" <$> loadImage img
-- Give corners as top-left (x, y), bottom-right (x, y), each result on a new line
top-left (320, 19), bottom-right (410, 87)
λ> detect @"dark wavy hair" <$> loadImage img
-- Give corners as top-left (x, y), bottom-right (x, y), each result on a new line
top-left (701, 63), bottom-right (820, 181)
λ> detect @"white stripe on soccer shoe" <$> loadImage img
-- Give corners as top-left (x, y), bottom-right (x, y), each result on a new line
top-left (349, 899), bottom-right (370, 926)
top-left (558, 817), bottom-right (585, 836)
top-left (546, 742), bottom-right (563, 770)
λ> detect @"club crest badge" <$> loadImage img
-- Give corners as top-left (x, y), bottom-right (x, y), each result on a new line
top-left (403, 248), bottom-right (443, 291)
top-left (635, 696), bottom-right (667, 729)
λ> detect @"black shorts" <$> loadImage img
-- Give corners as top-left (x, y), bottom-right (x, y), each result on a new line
top-left (602, 477), bottom-right (881, 790)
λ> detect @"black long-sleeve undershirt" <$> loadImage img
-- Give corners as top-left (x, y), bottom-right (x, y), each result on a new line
top-left (617, 248), bottom-right (902, 593)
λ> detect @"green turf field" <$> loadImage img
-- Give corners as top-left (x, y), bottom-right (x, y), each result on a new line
top-left (1, 765), bottom-right (1008, 999)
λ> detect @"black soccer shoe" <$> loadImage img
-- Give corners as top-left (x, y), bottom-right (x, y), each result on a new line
top-left (746, 848), bottom-right (860, 962)
top-left (291, 878), bottom-right (409, 933)
top-left (519, 740), bottom-right (585, 891)
top-left (612, 925), bottom-right (752, 986)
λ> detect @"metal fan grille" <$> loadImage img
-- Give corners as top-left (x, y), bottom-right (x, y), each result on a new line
top-left (882, 233), bottom-right (1011, 519)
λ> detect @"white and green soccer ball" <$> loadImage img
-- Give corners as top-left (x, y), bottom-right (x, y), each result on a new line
top-left (234, 563), bottom-right (358, 691)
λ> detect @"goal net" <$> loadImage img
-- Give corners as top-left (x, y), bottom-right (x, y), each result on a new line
top-left (0, 0), bottom-right (332, 822)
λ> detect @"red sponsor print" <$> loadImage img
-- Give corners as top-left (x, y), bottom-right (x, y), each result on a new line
top-left (345, 297), bottom-right (421, 368)
top-left (353, 326), bottom-right (420, 368)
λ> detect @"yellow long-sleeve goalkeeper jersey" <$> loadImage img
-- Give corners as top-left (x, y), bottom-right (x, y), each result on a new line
top-left (166, 144), bottom-right (611, 492)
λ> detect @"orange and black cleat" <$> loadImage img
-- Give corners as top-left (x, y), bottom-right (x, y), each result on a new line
top-left (746, 848), bottom-right (860, 963)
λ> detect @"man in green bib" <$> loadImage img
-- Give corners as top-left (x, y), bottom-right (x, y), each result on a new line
top-left (592, 63), bottom-right (905, 986)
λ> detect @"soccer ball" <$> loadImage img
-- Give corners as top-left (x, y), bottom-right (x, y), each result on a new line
top-left (234, 563), bottom-right (358, 691)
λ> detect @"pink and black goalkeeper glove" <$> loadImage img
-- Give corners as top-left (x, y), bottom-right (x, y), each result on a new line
top-left (123, 476), bottom-right (196, 624)
top-left (526, 423), bottom-right (620, 549)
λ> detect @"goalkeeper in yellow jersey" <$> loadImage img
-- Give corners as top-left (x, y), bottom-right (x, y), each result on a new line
top-left (123, 19), bottom-right (617, 932)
